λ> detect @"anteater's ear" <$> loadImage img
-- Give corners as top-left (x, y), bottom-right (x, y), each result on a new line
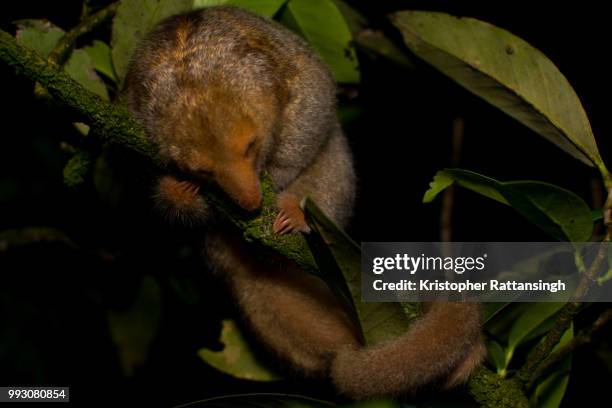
top-left (153, 175), bottom-right (211, 226)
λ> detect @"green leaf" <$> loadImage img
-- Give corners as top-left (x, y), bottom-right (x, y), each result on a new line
top-left (228, 0), bottom-right (287, 17)
top-left (503, 181), bottom-right (593, 242)
top-left (84, 40), bottom-right (118, 83)
top-left (423, 169), bottom-right (593, 242)
top-left (107, 276), bottom-right (162, 377)
top-left (423, 169), bottom-right (507, 205)
top-left (302, 198), bottom-right (411, 346)
top-left (193, 0), bottom-right (229, 8)
top-left (331, 0), bottom-right (366, 35)
top-left (65, 49), bottom-right (110, 100)
top-left (15, 20), bottom-right (109, 100)
top-left (423, 170), bottom-right (459, 203)
top-left (591, 209), bottom-right (603, 222)
top-left (198, 319), bottom-right (282, 381)
top-left (531, 325), bottom-right (573, 408)
top-left (174, 393), bottom-right (334, 407)
top-left (392, 11), bottom-right (605, 170)
top-left (63, 149), bottom-right (92, 187)
top-left (111, 0), bottom-right (193, 83)
top-left (486, 339), bottom-right (507, 374)
top-left (507, 303), bottom-right (564, 354)
top-left (485, 302), bottom-right (564, 372)
top-left (14, 19), bottom-right (64, 57)
top-left (279, 0), bottom-right (359, 83)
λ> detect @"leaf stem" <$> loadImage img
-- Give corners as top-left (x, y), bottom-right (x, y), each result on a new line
top-left (48, 2), bottom-right (119, 67)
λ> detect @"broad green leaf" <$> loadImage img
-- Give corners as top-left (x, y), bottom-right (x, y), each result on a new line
top-left (486, 339), bottom-right (507, 374)
top-left (392, 11), bottom-right (605, 170)
top-left (424, 169), bottom-right (593, 242)
top-left (15, 20), bottom-right (109, 100)
top-left (531, 325), bottom-right (573, 408)
top-left (14, 19), bottom-right (64, 57)
top-left (423, 169), bottom-right (506, 204)
top-left (107, 276), bottom-right (162, 377)
top-left (64, 49), bottom-right (109, 100)
top-left (174, 393), bottom-right (334, 407)
top-left (84, 40), bottom-right (117, 83)
top-left (520, 312), bottom-right (560, 346)
top-left (302, 198), bottom-right (411, 346)
top-left (198, 319), bottom-right (282, 381)
top-left (331, 0), bottom-right (366, 35)
top-left (111, 0), bottom-right (193, 83)
top-left (503, 181), bottom-right (593, 242)
top-left (486, 302), bottom-right (564, 371)
top-left (279, 0), bottom-right (359, 83)
top-left (228, 0), bottom-right (287, 17)
top-left (194, 0), bottom-right (287, 17)
top-left (507, 302), bottom-right (564, 353)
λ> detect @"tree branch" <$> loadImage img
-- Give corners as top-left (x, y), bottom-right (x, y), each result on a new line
top-left (526, 308), bottom-right (612, 391)
top-left (48, 2), bottom-right (119, 66)
top-left (468, 366), bottom-right (529, 408)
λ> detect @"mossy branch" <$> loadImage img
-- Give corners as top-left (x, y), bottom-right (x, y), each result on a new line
top-left (0, 28), bottom-right (316, 275)
top-left (47, 2), bottom-right (119, 66)
top-left (526, 308), bottom-right (612, 391)
top-left (468, 366), bottom-right (529, 408)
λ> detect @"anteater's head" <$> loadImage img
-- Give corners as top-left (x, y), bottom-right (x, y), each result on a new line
top-left (150, 79), bottom-right (280, 223)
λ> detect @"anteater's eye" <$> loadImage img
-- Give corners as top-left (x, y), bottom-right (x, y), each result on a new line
top-left (244, 139), bottom-right (256, 156)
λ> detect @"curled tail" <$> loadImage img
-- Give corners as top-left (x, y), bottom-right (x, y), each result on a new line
top-left (205, 230), bottom-right (484, 398)
top-left (330, 302), bottom-right (485, 399)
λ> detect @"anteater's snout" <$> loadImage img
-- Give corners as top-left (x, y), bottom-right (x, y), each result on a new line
top-left (217, 164), bottom-right (262, 212)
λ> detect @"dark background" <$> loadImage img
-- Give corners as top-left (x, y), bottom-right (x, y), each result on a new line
top-left (1, 1), bottom-right (610, 407)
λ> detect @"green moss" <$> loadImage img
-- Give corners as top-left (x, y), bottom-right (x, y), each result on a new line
top-left (469, 366), bottom-right (529, 408)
